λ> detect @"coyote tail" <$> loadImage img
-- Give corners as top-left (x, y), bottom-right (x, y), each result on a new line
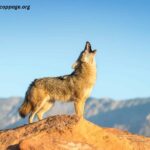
top-left (19, 80), bottom-right (36, 118)
top-left (19, 99), bottom-right (32, 118)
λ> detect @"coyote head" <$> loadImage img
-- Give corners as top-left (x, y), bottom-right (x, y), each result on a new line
top-left (72, 41), bottom-right (96, 69)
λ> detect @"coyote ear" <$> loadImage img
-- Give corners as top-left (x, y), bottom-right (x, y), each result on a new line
top-left (84, 41), bottom-right (92, 52)
top-left (72, 61), bottom-right (78, 69)
top-left (93, 49), bottom-right (97, 54)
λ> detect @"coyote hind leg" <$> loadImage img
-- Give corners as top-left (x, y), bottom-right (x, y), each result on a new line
top-left (37, 101), bottom-right (54, 121)
top-left (28, 96), bottom-right (50, 123)
top-left (29, 106), bottom-right (41, 123)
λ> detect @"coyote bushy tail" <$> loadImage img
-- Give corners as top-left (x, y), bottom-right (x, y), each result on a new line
top-left (19, 99), bottom-right (31, 118)
top-left (18, 91), bottom-right (31, 118)
top-left (19, 83), bottom-right (34, 118)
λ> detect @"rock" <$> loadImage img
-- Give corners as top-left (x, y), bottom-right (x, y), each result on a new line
top-left (0, 115), bottom-right (150, 150)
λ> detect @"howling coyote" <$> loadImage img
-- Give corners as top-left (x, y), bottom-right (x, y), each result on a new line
top-left (19, 42), bottom-right (97, 123)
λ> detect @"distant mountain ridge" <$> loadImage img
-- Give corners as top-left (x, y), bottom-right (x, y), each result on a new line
top-left (0, 96), bottom-right (150, 136)
top-left (86, 97), bottom-right (150, 136)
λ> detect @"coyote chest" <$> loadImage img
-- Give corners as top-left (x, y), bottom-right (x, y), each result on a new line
top-left (82, 85), bottom-right (93, 99)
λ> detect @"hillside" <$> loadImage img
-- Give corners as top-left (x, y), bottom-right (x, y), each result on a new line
top-left (0, 97), bottom-right (150, 136)
top-left (0, 115), bottom-right (150, 150)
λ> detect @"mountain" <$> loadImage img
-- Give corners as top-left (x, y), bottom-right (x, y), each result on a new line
top-left (0, 97), bottom-right (21, 129)
top-left (85, 97), bottom-right (150, 136)
top-left (0, 97), bottom-right (150, 136)
top-left (1, 115), bottom-right (150, 150)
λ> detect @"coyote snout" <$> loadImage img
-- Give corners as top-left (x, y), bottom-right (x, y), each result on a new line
top-left (18, 41), bottom-right (97, 123)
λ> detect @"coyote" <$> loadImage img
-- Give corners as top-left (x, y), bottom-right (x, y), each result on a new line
top-left (19, 41), bottom-right (97, 123)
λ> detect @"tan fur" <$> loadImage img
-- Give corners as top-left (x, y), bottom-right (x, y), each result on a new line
top-left (18, 41), bottom-right (97, 123)
top-left (18, 100), bottom-right (32, 118)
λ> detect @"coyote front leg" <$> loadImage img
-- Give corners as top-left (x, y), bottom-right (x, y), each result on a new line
top-left (74, 100), bottom-right (85, 117)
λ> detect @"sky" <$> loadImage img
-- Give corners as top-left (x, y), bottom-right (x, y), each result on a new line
top-left (0, 0), bottom-right (150, 100)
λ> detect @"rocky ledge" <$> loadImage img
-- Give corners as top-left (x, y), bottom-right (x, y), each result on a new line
top-left (0, 115), bottom-right (150, 150)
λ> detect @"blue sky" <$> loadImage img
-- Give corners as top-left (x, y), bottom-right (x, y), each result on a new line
top-left (0, 0), bottom-right (150, 99)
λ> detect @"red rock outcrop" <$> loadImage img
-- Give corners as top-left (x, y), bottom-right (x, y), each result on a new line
top-left (0, 115), bottom-right (150, 150)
